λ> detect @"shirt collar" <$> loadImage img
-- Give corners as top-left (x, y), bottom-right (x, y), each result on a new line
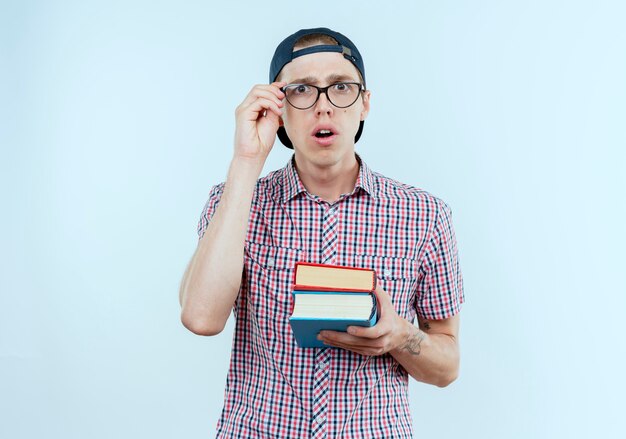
top-left (279, 154), bottom-right (377, 204)
top-left (355, 154), bottom-right (377, 199)
top-left (281, 156), bottom-right (308, 202)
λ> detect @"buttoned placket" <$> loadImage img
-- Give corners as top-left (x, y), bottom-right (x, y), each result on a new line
top-left (311, 201), bottom-right (340, 439)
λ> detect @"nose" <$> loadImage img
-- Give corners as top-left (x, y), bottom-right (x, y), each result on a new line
top-left (314, 90), bottom-right (334, 116)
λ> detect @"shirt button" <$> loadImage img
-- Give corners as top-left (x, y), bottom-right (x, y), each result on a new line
top-left (315, 415), bottom-right (326, 425)
top-left (384, 269), bottom-right (392, 277)
top-left (266, 257), bottom-right (275, 267)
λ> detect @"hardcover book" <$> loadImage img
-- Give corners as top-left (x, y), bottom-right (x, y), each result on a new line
top-left (289, 291), bottom-right (378, 348)
top-left (293, 262), bottom-right (376, 292)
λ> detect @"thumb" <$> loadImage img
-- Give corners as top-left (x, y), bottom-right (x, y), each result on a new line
top-left (373, 284), bottom-right (390, 316)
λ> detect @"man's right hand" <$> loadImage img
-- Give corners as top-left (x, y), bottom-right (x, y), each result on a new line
top-left (233, 82), bottom-right (286, 162)
top-left (180, 83), bottom-right (288, 336)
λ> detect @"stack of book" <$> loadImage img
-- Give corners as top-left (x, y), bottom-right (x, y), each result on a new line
top-left (289, 262), bottom-right (378, 348)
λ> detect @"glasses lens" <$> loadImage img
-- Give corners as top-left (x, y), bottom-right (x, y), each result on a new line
top-left (284, 84), bottom-right (317, 109)
top-left (328, 83), bottom-right (361, 108)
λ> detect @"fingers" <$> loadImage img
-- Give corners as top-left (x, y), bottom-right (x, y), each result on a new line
top-left (239, 82), bottom-right (286, 109)
top-left (320, 326), bottom-right (386, 342)
top-left (242, 89), bottom-right (284, 110)
top-left (318, 332), bottom-right (388, 356)
top-left (235, 83), bottom-right (286, 126)
top-left (325, 342), bottom-right (386, 357)
top-left (244, 97), bottom-right (283, 120)
top-left (347, 324), bottom-right (384, 339)
top-left (319, 331), bottom-right (378, 346)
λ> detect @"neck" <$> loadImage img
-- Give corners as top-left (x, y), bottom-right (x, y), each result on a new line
top-left (293, 153), bottom-right (360, 203)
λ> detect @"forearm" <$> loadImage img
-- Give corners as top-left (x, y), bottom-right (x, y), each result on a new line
top-left (179, 157), bottom-right (264, 335)
top-left (389, 319), bottom-right (460, 387)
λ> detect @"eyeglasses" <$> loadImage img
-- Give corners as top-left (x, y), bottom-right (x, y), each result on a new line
top-left (281, 82), bottom-right (365, 110)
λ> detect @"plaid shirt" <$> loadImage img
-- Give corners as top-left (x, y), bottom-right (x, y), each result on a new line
top-left (197, 155), bottom-right (464, 438)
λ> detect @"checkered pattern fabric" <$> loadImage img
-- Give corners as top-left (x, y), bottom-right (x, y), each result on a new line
top-left (197, 155), bottom-right (464, 438)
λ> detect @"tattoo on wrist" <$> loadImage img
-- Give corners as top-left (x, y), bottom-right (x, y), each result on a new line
top-left (422, 320), bottom-right (431, 331)
top-left (403, 328), bottom-right (425, 356)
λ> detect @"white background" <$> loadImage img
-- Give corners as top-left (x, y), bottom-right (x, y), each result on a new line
top-left (1, 1), bottom-right (625, 437)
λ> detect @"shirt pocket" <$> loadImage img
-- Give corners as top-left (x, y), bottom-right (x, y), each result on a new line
top-left (353, 254), bottom-right (418, 321)
top-left (243, 241), bottom-right (302, 320)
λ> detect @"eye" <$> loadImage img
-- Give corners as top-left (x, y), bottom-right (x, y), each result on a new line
top-left (332, 83), bottom-right (352, 93)
top-left (292, 84), bottom-right (312, 95)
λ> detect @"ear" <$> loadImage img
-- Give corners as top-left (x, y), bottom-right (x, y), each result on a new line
top-left (360, 90), bottom-right (371, 121)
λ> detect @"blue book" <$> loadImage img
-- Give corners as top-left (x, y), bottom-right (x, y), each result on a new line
top-left (289, 291), bottom-right (378, 348)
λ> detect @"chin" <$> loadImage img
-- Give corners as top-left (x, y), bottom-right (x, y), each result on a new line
top-left (299, 143), bottom-right (353, 167)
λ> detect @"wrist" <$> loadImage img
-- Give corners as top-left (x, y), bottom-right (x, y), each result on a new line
top-left (229, 155), bottom-right (265, 180)
top-left (392, 318), bottom-right (411, 352)
top-left (220, 156), bottom-right (266, 203)
top-left (391, 319), bottom-right (427, 356)
top-left (232, 140), bottom-right (271, 167)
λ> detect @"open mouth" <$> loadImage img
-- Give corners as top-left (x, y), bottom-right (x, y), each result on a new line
top-left (315, 129), bottom-right (334, 138)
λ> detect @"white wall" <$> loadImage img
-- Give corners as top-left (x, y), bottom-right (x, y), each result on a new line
top-left (1, 1), bottom-right (625, 437)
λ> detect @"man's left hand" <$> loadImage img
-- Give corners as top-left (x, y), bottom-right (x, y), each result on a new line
top-left (317, 285), bottom-right (409, 356)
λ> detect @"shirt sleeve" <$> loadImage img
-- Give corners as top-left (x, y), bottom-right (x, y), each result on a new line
top-left (415, 198), bottom-right (464, 320)
top-left (197, 183), bottom-right (226, 240)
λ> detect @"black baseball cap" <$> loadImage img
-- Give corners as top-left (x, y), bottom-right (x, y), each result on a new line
top-left (269, 27), bottom-right (366, 149)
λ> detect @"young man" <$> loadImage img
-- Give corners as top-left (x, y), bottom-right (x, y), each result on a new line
top-left (179, 28), bottom-right (464, 438)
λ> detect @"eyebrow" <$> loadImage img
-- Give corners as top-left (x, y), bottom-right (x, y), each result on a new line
top-left (289, 73), bottom-right (358, 84)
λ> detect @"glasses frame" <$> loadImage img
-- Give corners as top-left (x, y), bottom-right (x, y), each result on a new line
top-left (280, 82), bottom-right (365, 110)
